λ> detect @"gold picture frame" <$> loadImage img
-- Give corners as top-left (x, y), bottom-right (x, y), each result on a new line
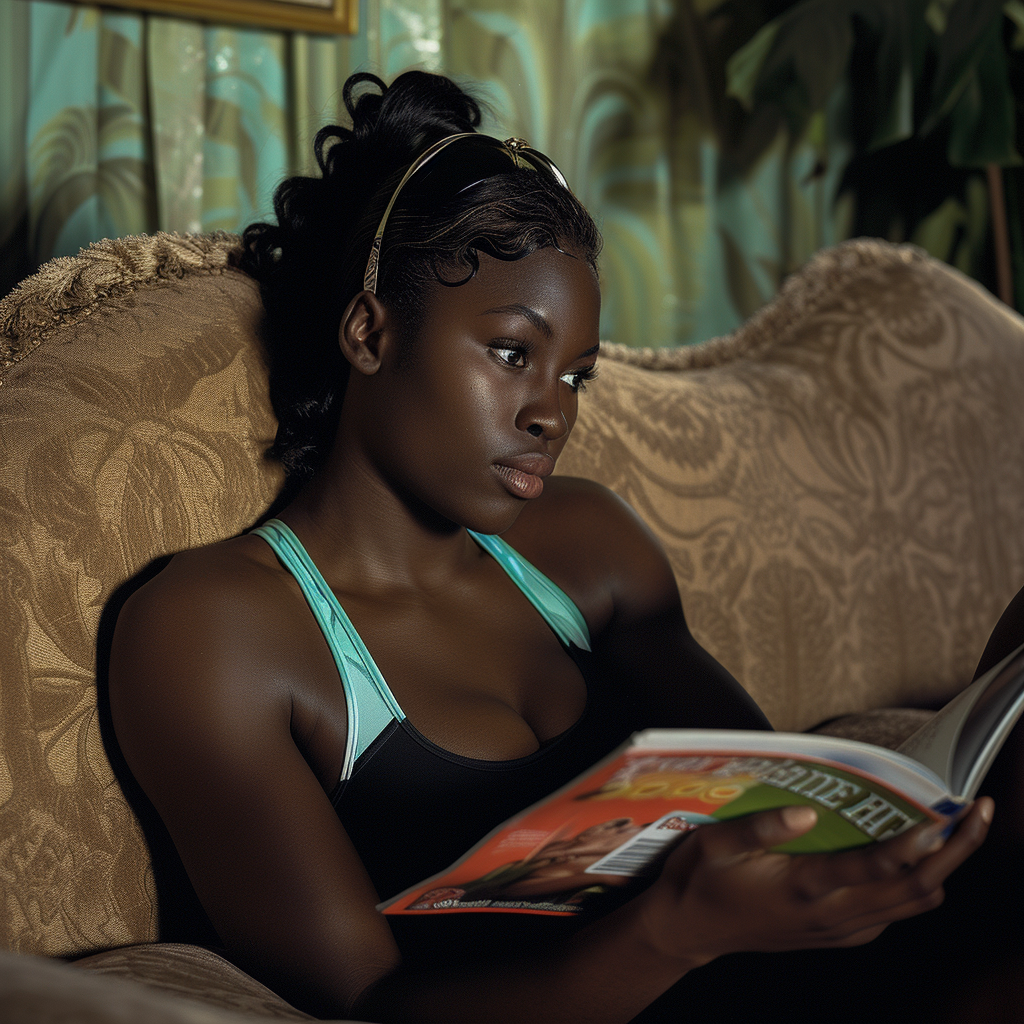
top-left (66, 0), bottom-right (358, 34)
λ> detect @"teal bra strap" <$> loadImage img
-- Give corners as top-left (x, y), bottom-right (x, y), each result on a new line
top-left (250, 519), bottom-right (405, 782)
top-left (467, 531), bottom-right (591, 652)
top-left (251, 519), bottom-right (593, 781)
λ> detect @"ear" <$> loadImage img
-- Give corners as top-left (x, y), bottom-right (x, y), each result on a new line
top-left (339, 290), bottom-right (393, 375)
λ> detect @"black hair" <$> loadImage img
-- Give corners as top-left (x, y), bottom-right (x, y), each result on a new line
top-left (241, 70), bottom-right (602, 488)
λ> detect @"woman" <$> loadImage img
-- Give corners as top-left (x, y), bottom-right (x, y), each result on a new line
top-left (108, 71), bottom-right (995, 1022)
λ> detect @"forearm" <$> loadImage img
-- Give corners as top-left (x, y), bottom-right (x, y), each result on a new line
top-left (351, 894), bottom-right (703, 1024)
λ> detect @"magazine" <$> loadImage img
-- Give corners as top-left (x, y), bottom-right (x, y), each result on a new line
top-left (380, 643), bottom-right (1024, 918)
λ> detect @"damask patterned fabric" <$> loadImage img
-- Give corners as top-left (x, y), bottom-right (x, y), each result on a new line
top-left (1, 232), bottom-right (1023, 976)
top-left (0, 946), bottom-right (339, 1023)
top-left (1, 235), bottom-right (285, 959)
top-left (559, 240), bottom-right (1024, 729)
top-left (75, 944), bottom-right (316, 1020)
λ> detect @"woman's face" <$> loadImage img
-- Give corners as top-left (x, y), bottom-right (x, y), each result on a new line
top-left (361, 245), bottom-right (601, 535)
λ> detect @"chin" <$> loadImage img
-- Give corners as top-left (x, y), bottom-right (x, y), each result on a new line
top-left (456, 496), bottom-right (528, 537)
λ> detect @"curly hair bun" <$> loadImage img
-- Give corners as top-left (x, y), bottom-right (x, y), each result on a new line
top-left (322, 71), bottom-right (484, 179)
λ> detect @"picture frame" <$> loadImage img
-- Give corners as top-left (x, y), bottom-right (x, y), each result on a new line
top-left (66, 0), bottom-right (358, 35)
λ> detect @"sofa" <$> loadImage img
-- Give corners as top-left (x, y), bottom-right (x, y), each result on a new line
top-left (1, 232), bottom-right (1023, 1021)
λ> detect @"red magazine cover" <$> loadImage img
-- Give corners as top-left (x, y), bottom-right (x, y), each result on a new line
top-left (381, 733), bottom-right (943, 918)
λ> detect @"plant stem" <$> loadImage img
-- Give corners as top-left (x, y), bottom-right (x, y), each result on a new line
top-left (987, 163), bottom-right (1014, 307)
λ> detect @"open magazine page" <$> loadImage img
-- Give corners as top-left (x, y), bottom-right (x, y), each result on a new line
top-left (381, 732), bottom-right (953, 918)
top-left (897, 643), bottom-right (1024, 798)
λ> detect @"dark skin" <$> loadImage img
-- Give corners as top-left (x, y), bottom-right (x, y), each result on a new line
top-left (109, 247), bottom-right (993, 1023)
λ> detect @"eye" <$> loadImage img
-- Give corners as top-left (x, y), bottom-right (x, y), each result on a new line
top-left (492, 345), bottom-right (529, 369)
top-left (559, 364), bottom-right (599, 394)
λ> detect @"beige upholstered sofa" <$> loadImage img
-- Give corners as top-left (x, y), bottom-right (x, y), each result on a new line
top-left (2, 233), bottom-right (1023, 1022)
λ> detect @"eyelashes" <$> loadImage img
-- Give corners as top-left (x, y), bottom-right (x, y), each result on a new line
top-left (491, 342), bottom-right (598, 395)
top-left (560, 364), bottom-right (599, 393)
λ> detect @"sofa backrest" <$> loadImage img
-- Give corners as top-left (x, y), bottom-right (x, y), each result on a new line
top-left (560, 241), bottom-right (1024, 731)
top-left (2, 233), bottom-right (1023, 958)
top-left (0, 235), bottom-right (284, 957)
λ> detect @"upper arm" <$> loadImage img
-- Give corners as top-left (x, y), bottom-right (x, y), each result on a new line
top-left (108, 553), bottom-right (399, 1016)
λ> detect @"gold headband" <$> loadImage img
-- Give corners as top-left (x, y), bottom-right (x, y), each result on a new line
top-left (363, 133), bottom-right (571, 294)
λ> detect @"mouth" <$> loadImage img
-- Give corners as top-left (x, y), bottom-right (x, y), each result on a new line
top-left (493, 453), bottom-right (555, 500)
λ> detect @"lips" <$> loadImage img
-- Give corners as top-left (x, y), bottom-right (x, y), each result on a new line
top-left (493, 452), bottom-right (555, 500)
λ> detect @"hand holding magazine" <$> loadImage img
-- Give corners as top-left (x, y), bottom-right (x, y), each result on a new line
top-left (381, 643), bottom-right (1024, 918)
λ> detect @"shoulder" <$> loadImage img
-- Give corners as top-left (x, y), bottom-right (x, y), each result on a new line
top-left (502, 476), bottom-right (680, 638)
top-left (108, 535), bottom-right (316, 762)
top-left (113, 535), bottom-right (294, 672)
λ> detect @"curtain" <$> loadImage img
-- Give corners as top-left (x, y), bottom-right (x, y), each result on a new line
top-left (0, 0), bottom-right (882, 347)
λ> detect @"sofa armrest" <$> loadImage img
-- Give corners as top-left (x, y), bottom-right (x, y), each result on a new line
top-left (0, 946), bottom-right (370, 1024)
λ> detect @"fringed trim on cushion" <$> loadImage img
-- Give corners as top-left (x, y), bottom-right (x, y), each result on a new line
top-left (600, 238), bottom-right (930, 371)
top-left (0, 231), bottom-right (244, 374)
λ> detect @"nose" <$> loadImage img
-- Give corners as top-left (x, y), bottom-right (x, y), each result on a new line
top-left (516, 380), bottom-right (569, 441)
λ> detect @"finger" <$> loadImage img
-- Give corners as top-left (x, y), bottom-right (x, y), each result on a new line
top-left (694, 806), bottom-right (818, 858)
top-left (791, 799), bottom-right (991, 900)
top-left (760, 877), bottom-right (945, 950)
top-left (745, 806), bottom-right (988, 946)
top-left (791, 818), bottom-right (948, 899)
top-left (771, 921), bottom-right (890, 950)
top-left (910, 798), bottom-right (992, 892)
top-left (794, 825), bottom-right (969, 925)
top-left (827, 922), bottom-right (889, 948)
top-left (791, 807), bottom-right (986, 931)
top-left (811, 883), bottom-right (947, 944)
top-left (758, 878), bottom-right (946, 951)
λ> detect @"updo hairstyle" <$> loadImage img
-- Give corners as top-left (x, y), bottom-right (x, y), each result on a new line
top-left (242, 71), bottom-right (601, 488)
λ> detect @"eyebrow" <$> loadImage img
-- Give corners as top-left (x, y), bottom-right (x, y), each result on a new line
top-left (481, 304), bottom-right (552, 337)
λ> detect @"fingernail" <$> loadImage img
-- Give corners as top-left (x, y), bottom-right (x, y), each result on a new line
top-left (980, 800), bottom-right (994, 825)
top-left (781, 806), bottom-right (817, 831)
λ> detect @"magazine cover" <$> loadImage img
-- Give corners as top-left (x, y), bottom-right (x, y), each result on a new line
top-left (381, 744), bottom-right (943, 918)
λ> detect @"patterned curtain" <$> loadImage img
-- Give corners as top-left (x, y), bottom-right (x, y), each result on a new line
top-left (0, 0), bottom-right (873, 347)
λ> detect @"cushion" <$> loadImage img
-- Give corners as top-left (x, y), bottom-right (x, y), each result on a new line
top-left (0, 234), bottom-right (284, 956)
top-left (75, 943), bottom-right (314, 1020)
top-left (559, 241), bottom-right (1024, 730)
top-left (0, 945), bottom-right (366, 1023)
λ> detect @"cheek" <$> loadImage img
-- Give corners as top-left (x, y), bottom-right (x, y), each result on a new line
top-left (567, 393), bottom-right (580, 426)
top-left (562, 394), bottom-right (581, 436)
top-left (420, 376), bottom-right (507, 471)
top-left (463, 370), bottom-right (523, 429)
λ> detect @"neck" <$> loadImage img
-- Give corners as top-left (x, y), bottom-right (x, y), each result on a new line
top-left (275, 441), bottom-right (481, 597)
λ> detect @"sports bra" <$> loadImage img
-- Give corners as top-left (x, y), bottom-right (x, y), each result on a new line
top-left (250, 519), bottom-right (630, 919)
top-left (249, 518), bottom-right (767, 968)
top-left (251, 517), bottom-right (592, 786)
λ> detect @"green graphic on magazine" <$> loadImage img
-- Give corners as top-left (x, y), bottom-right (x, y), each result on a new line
top-left (705, 760), bottom-right (932, 853)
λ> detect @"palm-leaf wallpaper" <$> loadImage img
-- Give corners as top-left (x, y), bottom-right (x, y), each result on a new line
top-left (2, 0), bottom-right (1020, 346)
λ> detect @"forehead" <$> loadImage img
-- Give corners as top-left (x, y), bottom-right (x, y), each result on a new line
top-left (425, 247), bottom-right (601, 335)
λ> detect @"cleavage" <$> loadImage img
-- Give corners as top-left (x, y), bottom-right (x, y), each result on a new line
top-left (341, 579), bottom-right (588, 762)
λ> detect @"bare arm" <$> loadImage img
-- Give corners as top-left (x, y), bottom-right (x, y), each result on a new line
top-left (109, 524), bottom-right (991, 1024)
top-left (508, 477), bottom-right (770, 732)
